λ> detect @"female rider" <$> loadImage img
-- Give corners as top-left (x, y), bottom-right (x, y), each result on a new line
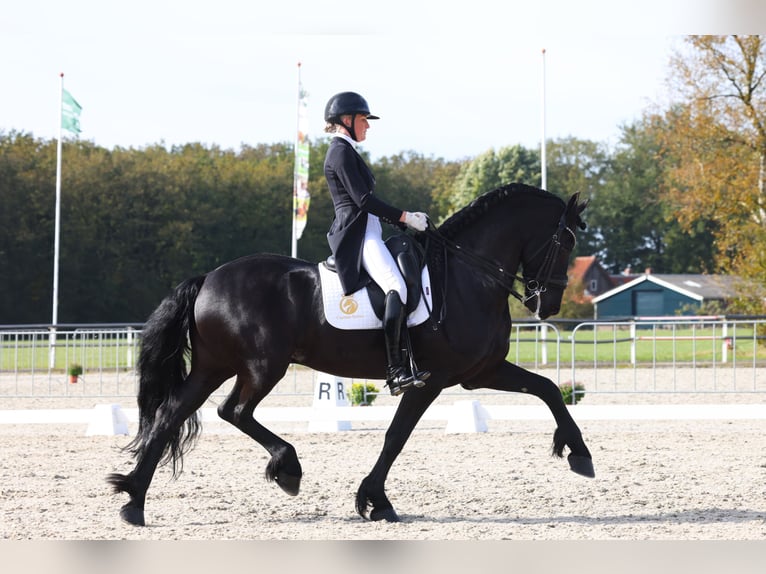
top-left (323, 91), bottom-right (429, 396)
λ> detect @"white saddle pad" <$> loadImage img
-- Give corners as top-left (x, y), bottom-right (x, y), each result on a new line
top-left (318, 263), bottom-right (433, 330)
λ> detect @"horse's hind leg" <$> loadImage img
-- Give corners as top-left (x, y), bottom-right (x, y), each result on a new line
top-left (216, 366), bottom-right (302, 496)
top-left (109, 370), bottom-right (222, 526)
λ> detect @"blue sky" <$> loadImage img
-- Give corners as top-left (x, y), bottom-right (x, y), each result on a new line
top-left (1, 1), bottom-right (760, 161)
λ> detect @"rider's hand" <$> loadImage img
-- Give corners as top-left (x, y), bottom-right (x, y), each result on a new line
top-left (403, 211), bottom-right (428, 232)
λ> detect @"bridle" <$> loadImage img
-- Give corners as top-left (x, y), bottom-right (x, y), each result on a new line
top-left (518, 212), bottom-right (576, 316)
top-left (423, 210), bottom-right (577, 319)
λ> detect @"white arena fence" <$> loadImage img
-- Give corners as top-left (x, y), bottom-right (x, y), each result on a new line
top-left (1, 317), bottom-right (765, 403)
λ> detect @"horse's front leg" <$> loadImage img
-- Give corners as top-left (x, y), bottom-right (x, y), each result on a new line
top-left (356, 383), bottom-right (442, 522)
top-left (465, 360), bottom-right (595, 478)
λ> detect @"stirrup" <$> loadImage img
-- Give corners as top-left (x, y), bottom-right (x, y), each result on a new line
top-left (387, 378), bottom-right (417, 397)
top-left (401, 327), bottom-right (429, 389)
top-left (412, 370), bottom-right (430, 388)
top-left (386, 368), bottom-right (429, 396)
top-left (387, 381), bottom-right (405, 397)
top-left (407, 353), bottom-right (430, 389)
top-left (386, 368), bottom-right (411, 396)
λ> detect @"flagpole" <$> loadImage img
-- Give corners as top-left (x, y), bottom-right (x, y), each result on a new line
top-left (291, 62), bottom-right (301, 259)
top-left (50, 73), bottom-right (64, 368)
top-left (540, 48), bottom-right (547, 191)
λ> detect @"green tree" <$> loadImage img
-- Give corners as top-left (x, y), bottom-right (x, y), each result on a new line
top-left (661, 35), bottom-right (766, 289)
top-left (441, 145), bottom-right (540, 220)
top-left (558, 277), bottom-right (594, 319)
top-left (0, 131), bottom-right (57, 323)
top-left (544, 137), bottom-right (608, 259)
top-left (568, 116), bottom-right (718, 275)
top-left (372, 150), bottom-right (451, 237)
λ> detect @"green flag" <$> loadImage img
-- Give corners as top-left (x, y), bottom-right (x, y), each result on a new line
top-left (62, 89), bottom-right (82, 133)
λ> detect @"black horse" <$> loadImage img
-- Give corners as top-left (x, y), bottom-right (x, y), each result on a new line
top-left (108, 182), bottom-right (594, 526)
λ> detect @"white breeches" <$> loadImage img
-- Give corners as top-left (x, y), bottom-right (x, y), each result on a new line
top-left (362, 215), bottom-right (407, 304)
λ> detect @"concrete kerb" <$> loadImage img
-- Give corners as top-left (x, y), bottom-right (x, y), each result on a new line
top-left (85, 403), bottom-right (129, 436)
top-left (1, 402), bottom-right (765, 436)
top-left (445, 400), bottom-right (489, 433)
top-left (0, 403), bottom-right (132, 435)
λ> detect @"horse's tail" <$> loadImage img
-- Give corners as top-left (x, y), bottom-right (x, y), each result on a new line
top-left (125, 275), bottom-right (206, 477)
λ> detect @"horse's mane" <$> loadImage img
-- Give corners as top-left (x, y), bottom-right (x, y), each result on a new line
top-left (437, 182), bottom-right (564, 241)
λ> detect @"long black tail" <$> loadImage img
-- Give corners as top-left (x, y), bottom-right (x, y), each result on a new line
top-left (124, 275), bottom-right (206, 476)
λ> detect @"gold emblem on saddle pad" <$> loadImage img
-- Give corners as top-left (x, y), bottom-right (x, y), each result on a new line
top-left (340, 296), bottom-right (359, 315)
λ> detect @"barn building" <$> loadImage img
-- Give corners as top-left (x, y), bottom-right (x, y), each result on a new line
top-left (591, 271), bottom-right (741, 319)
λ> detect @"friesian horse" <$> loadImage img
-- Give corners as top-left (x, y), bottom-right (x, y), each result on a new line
top-left (108, 182), bottom-right (594, 525)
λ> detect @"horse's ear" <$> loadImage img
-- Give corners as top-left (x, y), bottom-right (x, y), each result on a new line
top-left (577, 208), bottom-right (588, 230)
top-left (565, 192), bottom-right (582, 216)
top-left (567, 192), bottom-right (588, 231)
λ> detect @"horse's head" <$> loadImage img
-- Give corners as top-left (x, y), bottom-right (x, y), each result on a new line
top-left (520, 192), bottom-right (588, 320)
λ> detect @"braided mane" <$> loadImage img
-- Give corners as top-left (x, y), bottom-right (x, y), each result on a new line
top-left (437, 182), bottom-right (563, 241)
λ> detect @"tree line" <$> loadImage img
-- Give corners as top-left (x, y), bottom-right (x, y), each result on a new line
top-left (1, 36), bottom-right (764, 323)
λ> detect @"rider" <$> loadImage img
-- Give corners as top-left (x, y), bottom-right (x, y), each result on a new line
top-left (323, 91), bottom-right (430, 396)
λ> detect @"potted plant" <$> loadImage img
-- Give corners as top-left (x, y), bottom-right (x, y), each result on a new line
top-left (68, 363), bottom-right (83, 384)
top-left (559, 380), bottom-right (585, 405)
top-left (349, 382), bottom-right (379, 406)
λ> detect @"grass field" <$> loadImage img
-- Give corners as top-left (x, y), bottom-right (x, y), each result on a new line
top-left (0, 329), bottom-right (139, 373)
top-left (3, 322), bottom-right (765, 375)
top-left (508, 322), bottom-right (766, 366)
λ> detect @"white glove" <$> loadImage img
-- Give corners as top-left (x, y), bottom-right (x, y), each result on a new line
top-left (403, 211), bottom-right (428, 232)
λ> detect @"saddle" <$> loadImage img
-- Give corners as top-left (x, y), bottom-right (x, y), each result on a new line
top-left (324, 233), bottom-right (425, 320)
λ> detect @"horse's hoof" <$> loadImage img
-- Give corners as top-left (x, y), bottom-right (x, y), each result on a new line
top-left (370, 507), bottom-right (400, 522)
top-left (275, 473), bottom-right (301, 496)
top-left (568, 453), bottom-right (595, 478)
top-left (119, 504), bottom-right (145, 526)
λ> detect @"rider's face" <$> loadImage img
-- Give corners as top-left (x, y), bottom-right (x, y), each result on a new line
top-left (353, 114), bottom-right (370, 142)
top-left (343, 114), bottom-right (370, 142)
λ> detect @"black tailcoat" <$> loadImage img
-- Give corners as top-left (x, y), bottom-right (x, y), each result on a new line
top-left (324, 137), bottom-right (403, 294)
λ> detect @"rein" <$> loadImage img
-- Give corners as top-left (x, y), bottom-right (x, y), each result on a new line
top-left (422, 213), bottom-right (575, 320)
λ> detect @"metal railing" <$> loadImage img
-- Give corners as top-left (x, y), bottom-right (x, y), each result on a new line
top-left (2, 318), bottom-right (765, 401)
top-left (568, 317), bottom-right (766, 401)
top-left (0, 325), bottom-right (142, 398)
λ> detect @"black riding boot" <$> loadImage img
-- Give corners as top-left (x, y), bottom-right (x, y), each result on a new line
top-left (383, 290), bottom-right (430, 396)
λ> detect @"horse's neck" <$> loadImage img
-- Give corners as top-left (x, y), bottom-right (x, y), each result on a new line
top-left (450, 213), bottom-right (523, 271)
top-left (434, 227), bottom-right (521, 315)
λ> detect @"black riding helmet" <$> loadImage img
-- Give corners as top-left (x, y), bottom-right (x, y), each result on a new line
top-left (324, 91), bottom-right (379, 141)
